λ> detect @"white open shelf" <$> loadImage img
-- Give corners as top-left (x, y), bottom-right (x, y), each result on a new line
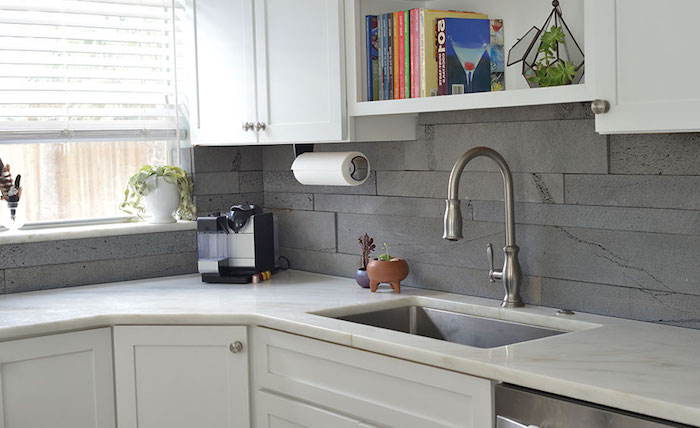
top-left (346, 0), bottom-right (594, 116)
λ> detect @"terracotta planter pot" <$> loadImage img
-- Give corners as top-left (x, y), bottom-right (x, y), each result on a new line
top-left (366, 258), bottom-right (409, 294)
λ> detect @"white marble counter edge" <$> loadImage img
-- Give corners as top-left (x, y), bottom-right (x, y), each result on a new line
top-left (1, 311), bottom-right (697, 426)
top-left (0, 220), bottom-right (196, 244)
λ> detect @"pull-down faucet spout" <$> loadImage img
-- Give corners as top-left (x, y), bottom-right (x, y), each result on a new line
top-left (443, 147), bottom-right (524, 308)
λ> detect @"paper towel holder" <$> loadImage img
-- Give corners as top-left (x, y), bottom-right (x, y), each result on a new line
top-left (290, 144), bottom-right (370, 187)
top-left (293, 143), bottom-right (314, 158)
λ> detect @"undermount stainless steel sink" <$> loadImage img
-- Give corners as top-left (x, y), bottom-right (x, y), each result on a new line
top-left (333, 305), bottom-right (567, 349)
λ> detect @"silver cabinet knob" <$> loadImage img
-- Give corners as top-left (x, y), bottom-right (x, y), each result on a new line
top-left (255, 121), bottom-right (266, 132)
top-left (591, 99), bottom-right (610, 114)
top-left (242, 122), bottom-right (254, 132)
top-left (229, 341), bottom-right (244, 354)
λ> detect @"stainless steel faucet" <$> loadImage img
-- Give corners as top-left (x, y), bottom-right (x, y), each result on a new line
top-left (443, 147), bottom-right (524, 308)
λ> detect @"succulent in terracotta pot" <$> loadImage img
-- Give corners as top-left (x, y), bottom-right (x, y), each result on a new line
top-left (355, 233), bottom-right (375, 288)
top-left (367, 243), bottom-right (409, 294)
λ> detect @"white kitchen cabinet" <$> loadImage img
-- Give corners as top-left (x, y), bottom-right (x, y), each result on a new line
top-left (189, 0), bottom-right (257, 146)
top-left (113, 326), bottom-right (250, 428)
top-left (191, 0), bottom-right (345, 145)
top-left (0, 328), bottom-right (116, 428)
top-left (256, 391), bottom-right (366, 428)
top-left (252, 327), bottom-right (494, 428)
top-left (592, 0), bottom-right (700, 134)
top-left (254, 0), bottom-right (346, 143)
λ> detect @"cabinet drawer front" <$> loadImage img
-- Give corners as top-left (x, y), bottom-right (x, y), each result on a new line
top-left (253, 327), bottom-right (493, 428)
top-left (256, 391), bottom-right (363, 428)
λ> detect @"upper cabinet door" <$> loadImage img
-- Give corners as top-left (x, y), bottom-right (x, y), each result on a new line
top-left (254, 0), bottom-right (345, 143)
top-left (190, 0), bottom-right (258, 145)
top-left (593, 0), bottom-right (700, 134)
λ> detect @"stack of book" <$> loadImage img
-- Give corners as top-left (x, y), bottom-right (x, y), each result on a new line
top-left (365, 9), bottom-right (504, 101)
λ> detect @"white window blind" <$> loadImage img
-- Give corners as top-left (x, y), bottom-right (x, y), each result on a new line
top-left (0, 0), bottom-right (183, 143)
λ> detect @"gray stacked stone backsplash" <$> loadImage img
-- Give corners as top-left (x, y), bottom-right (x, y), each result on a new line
top-left (2, 102), bottom-right (698, 332)
top-left (193, 145), bottom-right (264, 215)
top-left (0, 232), bottom-right (197, 294)
top-left (259, 103), bottom-right (700, 329)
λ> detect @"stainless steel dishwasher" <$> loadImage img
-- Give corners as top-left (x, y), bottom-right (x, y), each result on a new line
top-left (496, 384), bottom-right (695, 428)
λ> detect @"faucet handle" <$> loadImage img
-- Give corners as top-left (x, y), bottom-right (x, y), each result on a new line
top-left (486, 243), bottom-right (496, 283)
top-left (486, 243), bottom-right (503, 283)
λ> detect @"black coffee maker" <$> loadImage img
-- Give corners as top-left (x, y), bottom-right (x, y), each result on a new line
top-left (197, 205), bottom-right (279, 283)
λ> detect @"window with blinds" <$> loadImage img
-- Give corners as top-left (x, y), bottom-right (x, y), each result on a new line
top-left (0, 0), bottom-right (187, 225)
top-left (0, 0), bottom-right (183, 142)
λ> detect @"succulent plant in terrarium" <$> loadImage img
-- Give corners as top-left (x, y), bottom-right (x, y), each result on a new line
top-left (527, 26), bottom-right (577, 87)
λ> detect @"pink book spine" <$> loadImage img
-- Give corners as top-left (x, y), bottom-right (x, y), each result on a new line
top-left (398, 11), bottom-right (405, 99)
top-left (411, 8), bottom-right (419, 98)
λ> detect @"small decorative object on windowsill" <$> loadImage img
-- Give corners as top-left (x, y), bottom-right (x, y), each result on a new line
top-left (120, 165), bottom-right (196, 224)
top-left (367, 242), bottom-right (409, 294)
top-left (0, 157), bottom-right (25, 230)
top-left (355, 233), bottom-right (376, 288)
top-left (507, 0), bottom-right (584, 88)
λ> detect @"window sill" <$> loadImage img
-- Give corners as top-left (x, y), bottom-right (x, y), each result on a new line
top-left (0, 220), bottom-right (196, 245)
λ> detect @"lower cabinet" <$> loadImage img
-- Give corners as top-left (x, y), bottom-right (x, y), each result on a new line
top-left (256, 391), bottom-right (367, 428)
top-left (0, 328), bottom-right (116, 428)
top-left (113, 325), bottom-right (250, 428)
top-left (252, 327), bottom-right (494, 428)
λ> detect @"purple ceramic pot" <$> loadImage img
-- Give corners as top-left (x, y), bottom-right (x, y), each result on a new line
top-left (355, 269), bottom-right (371, 288)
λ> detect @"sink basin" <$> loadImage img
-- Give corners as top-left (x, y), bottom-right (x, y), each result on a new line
top-left (331, 305), bottom-right (567, 349)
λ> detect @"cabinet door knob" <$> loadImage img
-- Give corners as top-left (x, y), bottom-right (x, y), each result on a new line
top-left (591, 99), bottom-right (610, 114)
top-left (255, 121), bottom-right (267, 132)
top-left (229, 341), bottom-right (244, 354)
top-left (242, 122), bottom-right (254, 132)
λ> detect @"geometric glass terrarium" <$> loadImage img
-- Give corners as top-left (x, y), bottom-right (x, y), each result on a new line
top-left (507, 0), bottom-right (584, 88)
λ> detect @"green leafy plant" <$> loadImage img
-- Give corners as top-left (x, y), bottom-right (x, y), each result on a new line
top-left (377, 242), bottom-right (391, 261)
top-left (358, 233), bottom-right (376, 269)
top-left (120, 165), bottom-right (196, 221)
top-left (527, 26), bottom-right (577, 87)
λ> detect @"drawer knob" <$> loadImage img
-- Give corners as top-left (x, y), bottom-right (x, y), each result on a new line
top-left (255, 121), bottom-right (267, 132)
top-left (229, 341), bottom-right (244, 354)
top-left (591, 99), bottom-right (610, 114)
top-left (242, 122), bottom-right (254, 132)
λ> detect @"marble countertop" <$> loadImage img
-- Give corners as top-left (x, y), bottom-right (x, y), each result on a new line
top-left (0, 270), bottom-right (697, 426)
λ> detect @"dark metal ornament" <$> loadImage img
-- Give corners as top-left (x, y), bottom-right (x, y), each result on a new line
top-left (507, 0), bottom-right (584, 88)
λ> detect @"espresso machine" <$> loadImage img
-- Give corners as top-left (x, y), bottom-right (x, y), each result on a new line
top-left (197, 205), bottom-right (279, 283)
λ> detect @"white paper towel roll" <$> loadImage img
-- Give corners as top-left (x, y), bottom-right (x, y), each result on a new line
top-left (291, 151), bottom-right (370, 186)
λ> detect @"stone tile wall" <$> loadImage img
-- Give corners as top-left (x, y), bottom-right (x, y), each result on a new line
top-left (0, 232), bottom-right (197, 293)
top-left (4, 102), bottom-right (699, 333)
top-left (261, 103), bottom-right (700, 329)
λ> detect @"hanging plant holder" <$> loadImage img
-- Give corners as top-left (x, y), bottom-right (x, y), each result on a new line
top-left (507, 0), bottom-right (584, 88)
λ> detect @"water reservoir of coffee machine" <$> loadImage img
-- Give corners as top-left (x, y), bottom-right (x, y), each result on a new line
top-left (197, 215), bottom-right (228, 274)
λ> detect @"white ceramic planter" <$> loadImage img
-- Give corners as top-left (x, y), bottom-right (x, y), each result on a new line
top-left (142, 177), bottom-right (180, 224)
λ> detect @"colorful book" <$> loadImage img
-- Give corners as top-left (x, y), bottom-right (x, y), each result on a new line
top-left (404, 10), bottom-right (410, 99)
top-left (398, 11), bottom-right (405, 99)
top-left (365, 15), bottom-right (378, 101)
top-left (386, 13), bottom-right (393, 100)
top-left (377, 15), bottom-right (386, 100)
top-left (419, 9), bottom-right (489, 97)
top-left (410, 8), bottom-right (419, 98)
top-left (392, 12), bottom-right (399, 99)
top-left (490, 19), bottom-right (505, 91)
top-left (437, 17), bottom-right (491, 95)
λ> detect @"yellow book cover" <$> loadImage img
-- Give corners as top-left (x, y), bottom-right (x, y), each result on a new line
top-left (419, 9), bottom-right (488, 97)
top-left (393, 12), bottom-right (400, 99)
